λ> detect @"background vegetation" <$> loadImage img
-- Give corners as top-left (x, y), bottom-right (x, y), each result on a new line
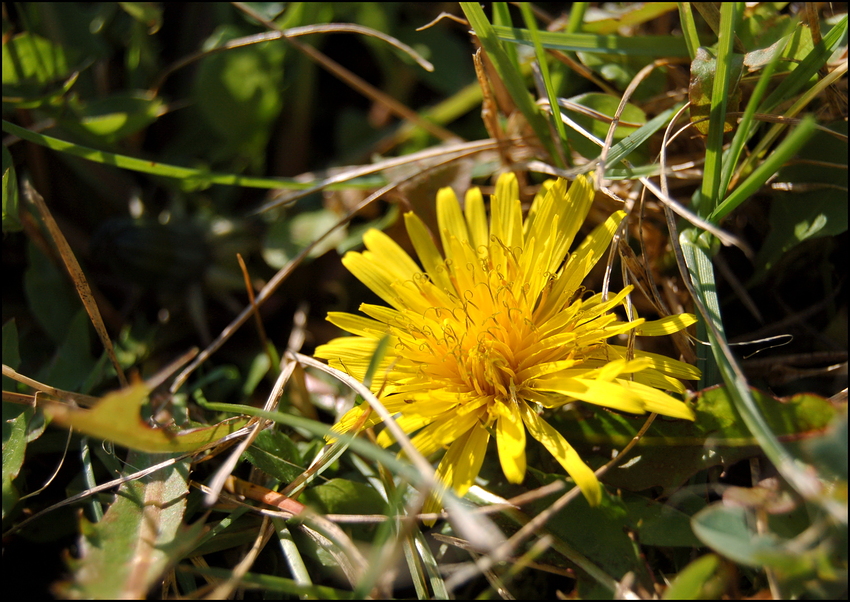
top-left (2, 2), bottom-right (847, 599)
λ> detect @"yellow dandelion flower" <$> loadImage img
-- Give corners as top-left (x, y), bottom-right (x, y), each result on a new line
top-left (315, 173), bottom-right (699, 512)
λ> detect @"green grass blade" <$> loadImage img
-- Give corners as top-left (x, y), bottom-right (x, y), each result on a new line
top-left (2, 120), bottom-right (377, 191)
top-left (519, 3), bottom-right (569, 166)
top-left (697, 2), bottom-right (742, 217)
top-left (677, 3), bottom-right (700, 60)
top-left (709, 115), bottom-right (818, 223)
top-left (679, 229), bottom-right (824, 511)
top-left (460, 3), bottom-right (561, 165)
top-left (718, 20), bottom-right (795, 199)
top-left (759, 15), bottom-right (848, 115)
top-left (605, 103), bottom-right (685, 169)
top-left (491, 25), bottom-right (691, 57)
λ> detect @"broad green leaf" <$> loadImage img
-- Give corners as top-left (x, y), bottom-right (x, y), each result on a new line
top-left (662, 554), bottom-right (728, 600)
top-left (694, 498), bottom-right (846, 598)
top-left (525, 476), bottom-right (644, 582)
top-left (263, 208), bottom-right (347, 269)
top-left (299, 478), bottom-right (389, 516)
top-left (689, 47), bottom-right (744, 135)
top-left (43, 382), bottom-right (248, 453)
top-left (23, 240), bottom-right (80, 346)
top-left (577, 50), bottom-right (668, 95)
top-left (60, 92), bottom-right (166, 143)
top-left (691, 503), bottom-right (822, 572)
top-left (620, 491), bottom-right (702, 547)
top-left (1, 32), bottom-right (72, 85)
top-left (553, 386), bottom-right (837, 494)
top-left (39, 309), bottom-right (96, 392)
top-left (752, 122), bottom-right (848, 280)
top-left (194, 24), bottom-right (287, 171)
top-left (242, 429), bottom-right (304, 483)
top-left (55, 452), bottom-right (197, 598)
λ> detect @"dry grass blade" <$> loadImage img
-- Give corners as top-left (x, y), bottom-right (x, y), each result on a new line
top-left (22, 180), bottom-right (127, 387)
top-left (2, 364), bottom-right (100, 407)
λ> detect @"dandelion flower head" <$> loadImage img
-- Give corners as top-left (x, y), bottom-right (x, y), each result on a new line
top-left (315, 174), bottom-right (699, 510)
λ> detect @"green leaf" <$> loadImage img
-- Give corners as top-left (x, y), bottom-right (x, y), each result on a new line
top-left (3, 119), bottom-right (368, 192)
top-left (43, 383), bottom-right (248, 453)
top-left (299, 478), bottom-right (389, 516)
top-left (688, 47), bottom-right (744, 136)
top-left (242, 429), bottom-right (304, 483)
top-left (2, 145), bottom-right (21, 233)
top-left (621, 491), bottom-right (702, 547)
top-left (2, 320), bottom-right (29, 522)
top-left (60, 92), bottom-right (166, 143)
top-left (1, 32), bottom-right (72, 85)
top-left (262, 208), bottom-right (347, 269)
top-left (662, 554), bottom-right (728, 600)
top-left (525, 476), bottom-right (643, 581)
top-left (39, 309), bottom-right (96, 392)
top-left (691, 503), bottom-right (818, 573)
top-left (55, 452), bottom-right (197, 599)
top-left (554, 386), bottom-right (837, 494)
top-left (752, 122), bottom-right (848, 279)
top-left (23, 240), bottom-right (80, 346)
top-left (581, 3), bottom-right (678, 34)
top-left (194, 24), bottom-right (287, 171)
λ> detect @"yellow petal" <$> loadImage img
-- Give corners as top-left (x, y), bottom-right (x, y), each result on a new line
top-left (609, 346), bottom-right (702, 380)
top-left (554, 175), bottom-right (595, 261)
top-left (363, 229), bottom-right (421, 282)
top-left (437, 187), bottom-right (470, 253)
top-left (519, 402), bottom-right (601, 506)
top-left (496, 400), bottom-right (526, 484)
top-left (404, 212), bottom-right (454, 293)
top-left (616, 380), bottom-right (696, 420)
top-left (566, 210), bottom-right (626, 281)
top-left (442, 422), bottom-right (490, 495)
top-left (421, 423), bottom-right (490, 524)
top-left (636, 313), bottom-right (697, 336)
top-left (531, 376), bottom-right (647, 414)
top-left (464, 187), bottom-right (488, 252)
top-left (326, 312), bottom-right (388, 338)
top-left (342, 252), bottom-right (406, 311)
top-left (407, 408), bottom-right (484, 458)
top-left (491, 172), bottom-right (523, 250)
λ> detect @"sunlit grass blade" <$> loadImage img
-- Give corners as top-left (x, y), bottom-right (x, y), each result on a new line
top-left (718, 19), bottom-right (795, 198)
top-left (491, 24), bottom-right (690, 57)
top-left (677, 2), bottom-right (700, 60)
top-left (519, 3), bottom-right (569, 167)
top-left (697, 2), bottom-right (741, 217)
top-left (460, 2), bottom-right (561, 165)
top-left (759, 15), bottom-right (848, 115)
top-left (709, 115), bottom-right (818, 223)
